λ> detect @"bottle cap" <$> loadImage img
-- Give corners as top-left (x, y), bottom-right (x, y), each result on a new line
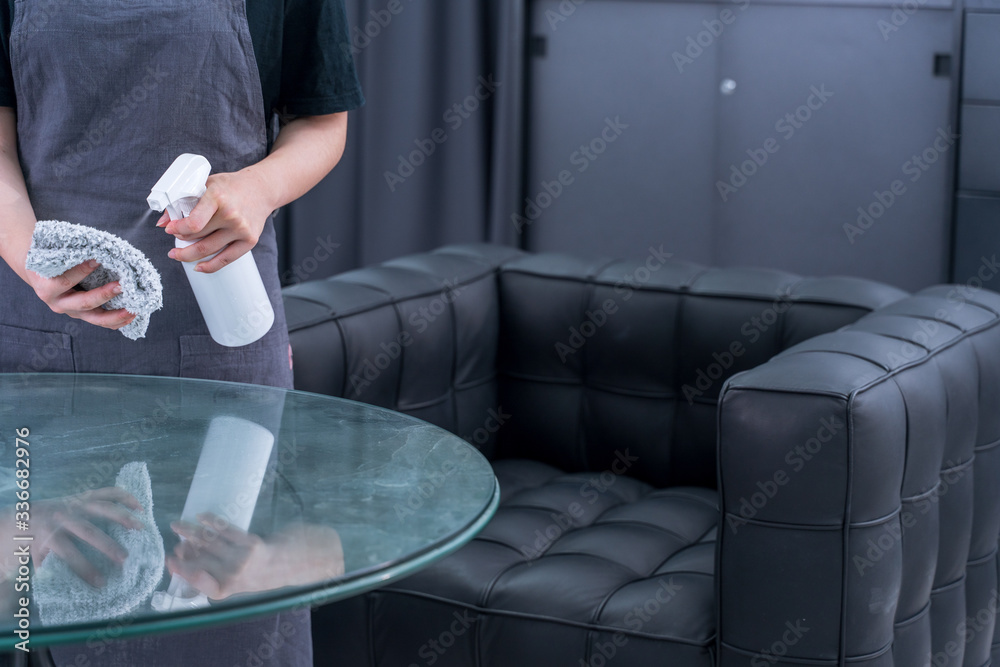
top-left (148, 154), bottom-right (211, 218)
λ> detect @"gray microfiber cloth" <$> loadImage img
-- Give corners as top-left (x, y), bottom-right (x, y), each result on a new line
top-left (34, 462), bottom-right (165, 626)
top-left (25, 220), bottom-right (163, 340)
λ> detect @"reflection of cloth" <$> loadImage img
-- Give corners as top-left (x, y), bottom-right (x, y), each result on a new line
top-left (34, 463), bottom-right (165, 626)
top-left (26, 220), bottom-right (163, 340)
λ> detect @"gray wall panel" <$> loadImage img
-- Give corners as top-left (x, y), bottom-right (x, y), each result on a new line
top-left (953, 195), bottom-right (1000, 287)
top-left (714, 6), bottom-right (952, 290)
top-left (963, 12), bottom-right (1000, 101)
top-left (959, 105), bottom-right (1000, 192)
top-left (525, 0), bottom-right (721, 262)
top-left (525, 0), bottom-right (954, 291)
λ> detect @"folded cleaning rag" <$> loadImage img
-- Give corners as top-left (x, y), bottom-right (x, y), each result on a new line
top-left (34, 462), bottom-right (165, 627)
top-left (25, 220), bottom-right (163, 339)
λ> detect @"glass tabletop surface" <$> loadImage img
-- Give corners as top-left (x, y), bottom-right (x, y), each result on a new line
top-left (0, 373), bottom-right (498, 649)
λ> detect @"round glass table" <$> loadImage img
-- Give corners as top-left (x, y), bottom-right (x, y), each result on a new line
top-left (0, 373), bottom-right (498, 650)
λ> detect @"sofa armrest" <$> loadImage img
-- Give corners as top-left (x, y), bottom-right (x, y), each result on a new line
top-left (282, 243), bottom-right (524, 456)
top-left (717, 287), bottom-right (1000, 666)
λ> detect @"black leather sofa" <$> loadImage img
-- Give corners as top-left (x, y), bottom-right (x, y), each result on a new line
top-left (282, 244), bottom-right (1000, 666)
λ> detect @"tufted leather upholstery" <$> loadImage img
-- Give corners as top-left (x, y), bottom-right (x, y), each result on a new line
top-left (283, 243), bottom-right (522, 460)
top-left (283, 244), bottom-right (1000, 666)
top-left (492, 252), bottom-right (905, 489)
top-left (719, 285), bottom-right (1000, 667)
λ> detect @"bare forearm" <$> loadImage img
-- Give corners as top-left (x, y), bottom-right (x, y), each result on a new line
top-left (0, 107), bottom-right (39, 285)
top-left (241, 111), bottom-right (349, 213)
top-left (156, 110), bottom-right (349, 272)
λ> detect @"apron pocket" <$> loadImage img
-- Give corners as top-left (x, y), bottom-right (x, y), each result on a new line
top-left (0, 323), bottom-right (75, 374)
top-left (179, 333), bottom-right (292, 388)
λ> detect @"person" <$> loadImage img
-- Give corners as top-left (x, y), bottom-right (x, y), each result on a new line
top-left (0, 0), bottom-right (363, 664)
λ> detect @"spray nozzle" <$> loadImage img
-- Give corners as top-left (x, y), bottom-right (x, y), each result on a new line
top-left (147, 154), bottom-right (212, 221)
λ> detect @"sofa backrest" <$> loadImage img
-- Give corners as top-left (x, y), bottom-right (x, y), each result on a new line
top-left (493, 251), bottom-right (907, 487)
top-left (283, 244), bottom-right (907, 486)
top-left (717, 286), bottom-right (1000, 666)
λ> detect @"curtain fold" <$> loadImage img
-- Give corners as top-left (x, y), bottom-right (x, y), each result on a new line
top-left (281, 0), bottom-right (526, 284)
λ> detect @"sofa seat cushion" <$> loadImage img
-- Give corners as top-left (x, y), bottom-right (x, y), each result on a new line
top-left (375, 459), bottom-right (719, 666)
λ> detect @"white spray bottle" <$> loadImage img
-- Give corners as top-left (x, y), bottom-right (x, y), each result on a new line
top-left (147, 154), bottom-right (274, 347)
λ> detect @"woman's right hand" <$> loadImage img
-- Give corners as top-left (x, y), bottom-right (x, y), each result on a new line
top-left (27, 259), bottom-right (136, 330)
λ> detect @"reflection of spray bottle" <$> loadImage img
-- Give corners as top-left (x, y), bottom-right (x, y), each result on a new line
top-left (151, 416), bottom-right (275, 611)
top-left (147, 154), bottom-right (274, 347)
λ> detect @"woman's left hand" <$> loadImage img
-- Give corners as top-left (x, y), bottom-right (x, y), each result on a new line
top-left (158, 167), bottom-right (276, 274)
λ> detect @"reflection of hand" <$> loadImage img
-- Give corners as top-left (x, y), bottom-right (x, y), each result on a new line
top-left (32, 488), bottom-right (144, 587)
top-left (167, 514), bottom-right (274, 600)
top-left (167, 513), bottom-right (344, 600)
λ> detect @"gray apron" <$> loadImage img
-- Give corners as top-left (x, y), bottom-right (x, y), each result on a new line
top-left (3, 0), bottom-right (308, 664)
top-left (0, 0), bottom-right (293, 391)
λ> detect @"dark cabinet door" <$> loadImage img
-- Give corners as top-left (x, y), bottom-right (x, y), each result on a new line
top-left (526, 0), bottom-right (954, 291)
top-left (954, 195), bottom-right (1000, 285)
top-left (714, 4), bottom-right (953, 290)
top-left (525, 0), bottom-right (722, 263)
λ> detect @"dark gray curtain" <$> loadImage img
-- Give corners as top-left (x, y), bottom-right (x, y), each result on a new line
top-left (280, 0), bottom-right (526, 284)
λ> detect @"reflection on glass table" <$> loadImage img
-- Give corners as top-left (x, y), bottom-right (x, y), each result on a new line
top-left (0, 373), bottom-right (498, 650)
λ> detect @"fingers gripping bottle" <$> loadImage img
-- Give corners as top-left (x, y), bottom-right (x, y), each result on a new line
top-left (147, 154), bottom-right (274, 347)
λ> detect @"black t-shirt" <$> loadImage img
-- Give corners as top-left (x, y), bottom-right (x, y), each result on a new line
top-left (0, 0), bottom-right (365, 120)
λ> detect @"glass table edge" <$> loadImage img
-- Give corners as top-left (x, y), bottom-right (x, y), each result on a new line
top-left (4, 478), bottom-right (500, 651)
top-left (0, 372), bottom-right (500, 651)
top-left (0, 371), bottom-right (477, 437)
top-left (0, 372), bottom-right (497, 506)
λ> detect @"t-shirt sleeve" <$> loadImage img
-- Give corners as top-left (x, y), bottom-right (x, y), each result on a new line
top-left (279, 0), bottom-right (364, 117)
top-left (0, 2), bottom-right (15, 108)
